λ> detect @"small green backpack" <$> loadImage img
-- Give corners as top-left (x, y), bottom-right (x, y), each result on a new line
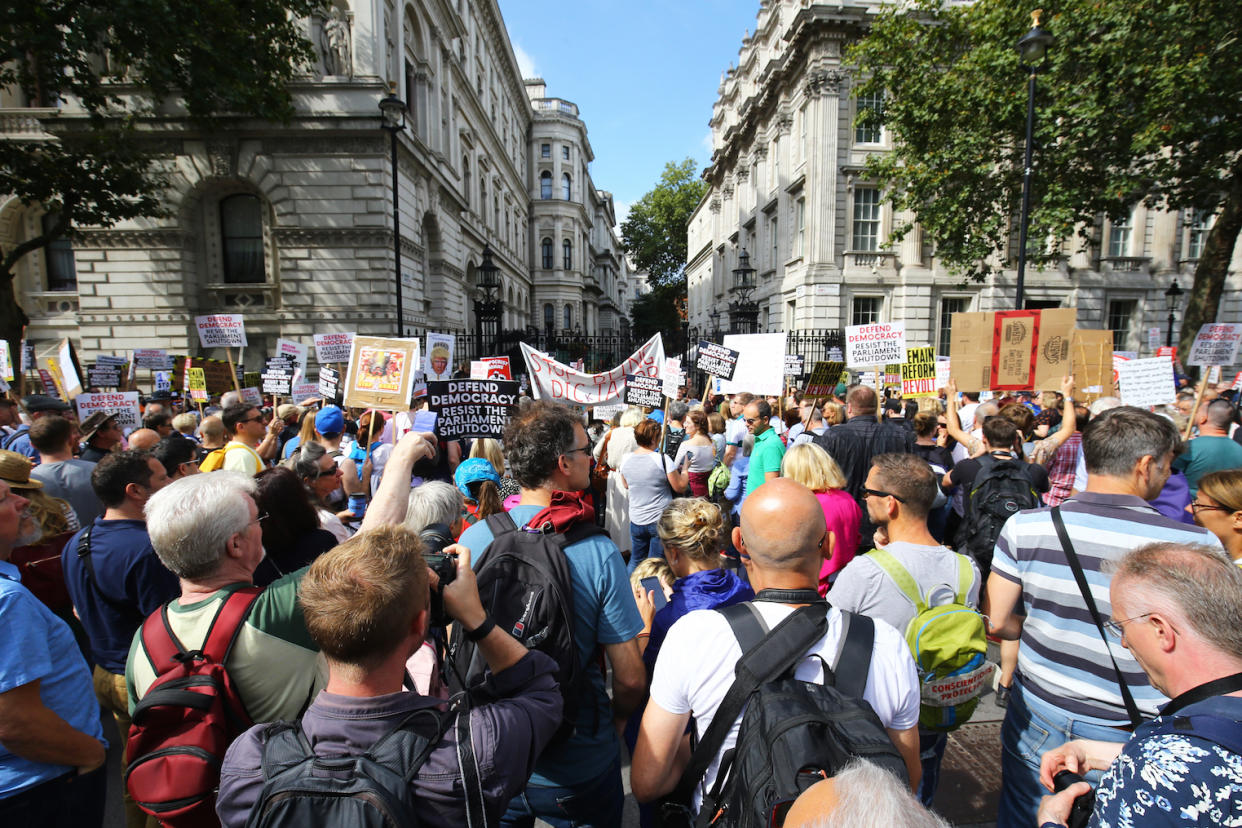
top-left (707, 462), bottom-right (731, 498)
top-left (867, 547), bottom-right (994, 732)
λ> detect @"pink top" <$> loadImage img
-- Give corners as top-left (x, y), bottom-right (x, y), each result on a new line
top-left (816, 489), bottom-right (862, 594)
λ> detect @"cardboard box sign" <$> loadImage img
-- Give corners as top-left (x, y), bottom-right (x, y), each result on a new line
top-left (949, 308), bottom-right (1076, 391)
top-left (171, 356), bottom-right (239, 396)
top-left (1070, 329), bottom-right (1116, 403)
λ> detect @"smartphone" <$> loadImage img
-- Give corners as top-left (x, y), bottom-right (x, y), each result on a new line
top-left (640, 576), bottom-right (669, 611)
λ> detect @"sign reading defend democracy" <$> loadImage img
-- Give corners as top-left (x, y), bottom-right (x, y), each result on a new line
top-left (427, 379), bottom-right (520, 440)
top-left (623, 374), bottom-right (664, 408)
top-left (696, 341), bottom-right (740, 380)
top-left (1187, 323), bottom-right (1242, 367)
top-left (845, 322), bottom-right (906, 367)
top-left (522, 333), bottom-right (664, 406)
top-left (195, 314), bottom-right (247, 348)
top-left (784, 355), bottom-right (805, 377)
top-left (76, 392), bottom-right (141, 432)
top-left (313, 332), bottom-right (355, 364)
top-left (901, 347), bottom-right (937, 398)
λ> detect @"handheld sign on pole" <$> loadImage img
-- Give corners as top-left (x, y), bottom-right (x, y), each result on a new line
top-left (695, 341), bottom-right (740, 382)
top-left (318, 366), bottom-right (340, 403)
top-left (845, 323), bottom-right (906, 368)
top-left (343, 336), bottom-right (420, 412)
top-left (784, 355), bottom-right (805, 378)
top-left (76, 392), bottom-right (142, 433)
top-left (1116, 357), bottom-right (1177, 408)
top-left (313, 332), bottom-right (355, 364)
top-left (195, 314), bottom-right (246, 393)
top-left (623, 374), bottom-right (664, 408)
top-left (1187, 323), bottom-right (1242, 368)
top-left (901, 347), bottom-right (937, 398)
top-left (426, 379), bottom-right (520, 440)
top-left (803, 362), bottom-right (845, 399)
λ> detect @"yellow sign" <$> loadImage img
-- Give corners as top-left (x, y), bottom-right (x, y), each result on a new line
top-left (187, 368), bottom-right (208, 402)
top-left (901, 347), bottom-right (937, 398)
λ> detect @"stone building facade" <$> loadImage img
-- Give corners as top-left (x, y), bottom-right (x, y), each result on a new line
top-left (686, 0), bottom-right (1242, 357)
top-left (1, 0), bottom-right (630, 371)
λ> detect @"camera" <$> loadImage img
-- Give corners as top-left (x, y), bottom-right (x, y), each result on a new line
top-left (419, 523), bottom-right (457, 627)
top-left (1052, 770), bottom-right (1095, 828)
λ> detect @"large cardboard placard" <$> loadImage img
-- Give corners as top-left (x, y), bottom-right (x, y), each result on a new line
top-left (344, 336), bottom-right (420, 412)
top-left (949, 308), bottom-right (1075, 391)
top-left (313, 332), bottom-right (355, 364)
top-left (717, 333), bottom-right (786, 396)
top-left (75, 392), bottom-right (141, 432)
top-left (1071, 329), bottom-right (1116, 401)
top-left (803, 362), bottom-right (845, 398)
top-left (425, 333), bottom-right (455, 381)
top-left (845, 323), bottom-right (906, 367)
top-left (426, 379), bottom-right (520, 439)
top-left (623, 374), bottom-right (664, 408)
top-left (901, 347), bottom-right (937, 398)
top-left (195, 314), bottom-right (247, 348)
top-left (171, 356), bottom-right (239, 396)
top-left (1116, 357), bottom-right (1177, 407)
top-left (696, 341), bottom-right (740, 380)
top-left (1187, 323), bottom-right (1242, 367)
top-left (522, 333), bottom-right (664, 406)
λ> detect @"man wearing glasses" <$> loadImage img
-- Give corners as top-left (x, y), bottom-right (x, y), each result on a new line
top-left (218, 404), bottom-right (270, 476)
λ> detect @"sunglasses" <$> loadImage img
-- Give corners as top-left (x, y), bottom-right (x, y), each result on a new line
top-left (863, 487), bottom-right (906, 503)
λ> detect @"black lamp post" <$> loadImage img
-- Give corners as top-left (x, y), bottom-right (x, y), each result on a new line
top-left (1165, 280), bottom-right (1184, 348)
top-left (729, 249), bottom-right (759, 334)
top-left (1014, 11), bottom-right (1054, 310)
top-left (709, 309), bottom-right (721, 341)
top-left (378, 84), bottom-right (407, 335)
top-left (474, 245), bottom-right (503, 354)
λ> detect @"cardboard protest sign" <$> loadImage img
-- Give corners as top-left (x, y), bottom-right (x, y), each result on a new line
top-left (803, 362), bottom-right (845, 398)
top-left (88, 365), bottom-right (121, 388)
top-left (318, 366), bottom-right (340, 401)
top-left (481, 356), bottom-right (512, 380)
top-left (696, 341), bottom-right (740, 380)
top-left (901, 347), bottom-right (937, 398)
top-left (426, 379), bottom-right (520, 440)
top-left (522, 333), bottom-right (664, 406)
top-left (1187, 323), bottom-right (1242, 367)
top-left (313, 332), bottom-right (355, 364)
top-left (623, 374), bottom-right (664, 408)
top-left (0, 341), bottom-right (11, 382)
top-left (276, 339), bottom-right (308, 374)
top-left (883, 364), bottom-right (903, 386)
top-left (240, 387), bottom-right (262, 406)
top-left (171, 356), bottom-right (240, 397)
top-left (55, 338), bottom-right (84, 398)
top-left (1116, 357), bottom-right (1177, 407)
top-left (717, 333), bottom-right (786, 396)
top-left (425, 333), bottom-right (455, 382)
top-left (949, 308), bottom-right (1075, 391)
top-left (187, 368), bottom-right (208, 402)
top-left (344, 336), bottom-right (420, 412)
top-left (132, 349), bottom-right (171, 370)
top-left (76, 392), bottom-right (141, 432)
top-left (845, 323), bottom-right (906, 367)
top-left (194, 314), bottom-right (247, 348)
top-left (784, 355), bottom-right (805, 377)
top-left (1071, 329), bottom-right (1115, 401)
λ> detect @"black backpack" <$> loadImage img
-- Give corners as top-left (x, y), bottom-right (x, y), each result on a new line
top-left (244, 705), bottom-right (486, 828)
top-left (446, 512), bottom-right (605, 741)
top-left (674, 595), bottom-right (909, 828)
top-left (956, 453), bottom-right (1040, 577)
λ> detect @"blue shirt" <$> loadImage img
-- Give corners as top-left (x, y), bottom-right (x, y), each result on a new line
top-left (459, 505), bottom-right (643, 787)
top-left (0, 560), bottom-right (106, 797)
top-left (62, 518), bottom-right (181, 673)
top-left (644, 569), bottom-right (753, 670)
top-left (4, 426), bottom-right (38, 465)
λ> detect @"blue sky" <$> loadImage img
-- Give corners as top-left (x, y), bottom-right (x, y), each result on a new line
top-left (498, 0), bottom-right (763, 224)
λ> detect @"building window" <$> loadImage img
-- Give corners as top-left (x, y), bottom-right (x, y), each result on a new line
top-left (462, 158), bottom-right (472, 210)
top-left (540, 171), bottom-right (551, 200)
top-left (563, 239), bottom-right (572, 270)
top-left (564, 304), bottom-right (572, 330)
top-left (769, 216), bottom-right (779, 269)
top-left (541, 238), bottom-right (553, 269)
top-left (851, 296), bottom-right (882, 326)
top-left (544, 303), bottom-right (554, 329)
top-left (937, 297), bottom-right (970, 357)
top-left (540, 143), bottom-right (550, 158)
top-left (1108, 213), bottom-right (1133, 258)
top-left (1107, 299), bottom-right (1137, 351)
top-left (852, 186), bottom-right (881, 251)
top-left (855, 91), bottom-right (884, 144)
top-left (41, 213), bottom-right (76, 292)
top-left (562, 173), bottom-right (571, 201)
top-left (795, 198), bottom-right (806, 258)
top-left (1187, 209), bottom-right (1211, 260)
top-left (562, 145), bottom-right (570, 160)
top-left (220, 194), bottom-right (265, 283)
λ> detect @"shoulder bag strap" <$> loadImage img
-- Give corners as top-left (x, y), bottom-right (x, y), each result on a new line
top-left (200, 586), bottom-right (263, 663)
top-left (866, 548), bottom-right (926, 613)
top-left (955, 553), bottom-right (974, 604)
top-left (832, 611), bottom-right (875, 700)
top-left (1051, 506), bottom-right (1143, 728)
top-left (484, 510), bottom-right (519, 538)
top-left (76, 526), bottom-right (142, 620)
top-left (451, 694), bottom-right (488, 828)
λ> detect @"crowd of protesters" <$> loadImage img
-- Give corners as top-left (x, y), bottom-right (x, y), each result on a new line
top-left (2, 366), bottom-right (1242, 828)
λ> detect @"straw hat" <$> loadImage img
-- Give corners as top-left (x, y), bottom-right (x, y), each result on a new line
top-left (0, 450), bottom-right (43, 490)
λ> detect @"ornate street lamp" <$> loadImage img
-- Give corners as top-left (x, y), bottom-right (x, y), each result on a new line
top-left (474, 245), bottom-right (503, 354)
top-left (729, 249), bottom-right (759, 334)
top-left (1014, 10), bottom-right (1054, 310)
top-left (1165, 280), bottom-right (1184, 348)
top-left (709, 308), bottom-right (721, 341)
top-left (378, 84), bottom-right (407, 335)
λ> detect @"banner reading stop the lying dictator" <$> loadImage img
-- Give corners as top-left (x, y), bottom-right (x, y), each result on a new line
top-left (522, 333), bottom-right (664, 406)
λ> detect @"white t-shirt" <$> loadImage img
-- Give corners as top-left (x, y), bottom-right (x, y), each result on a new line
top-left (649, 602), bottom-right (920, 810)
top-left (221, 440), bottom-right (263, 475)
top-left (724, 416), bottom-right (747, 447)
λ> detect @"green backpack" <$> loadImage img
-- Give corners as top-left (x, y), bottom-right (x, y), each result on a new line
top-left (707, 462), bottom-right (731, 498)
top-left (867, 547), bottom-right (994, 732)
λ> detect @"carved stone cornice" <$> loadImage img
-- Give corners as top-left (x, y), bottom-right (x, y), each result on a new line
top-left (400, 235), bottom-right (425, 258)
top-left (272, 227), bottom-right (391, 248)
top-left (73, 228), bottom-right (190, 248)
top-left (736, 166), bottom-right (750, 181)
top-left (428, 258), bottom-right (464, 280)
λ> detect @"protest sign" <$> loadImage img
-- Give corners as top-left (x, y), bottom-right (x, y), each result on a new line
top-left (662, 357), bottom-right (684, 399)
top-left (291, 382), bottom-right (318, 401)
top-left (623, 374), bottom-right (664, 408)
top-left (88, 365), bottom-right (121, 388)
top-left (884, 364), bottom-right (903, 386)
top-left (935, 358), bottom-right (951, 390)
top-left (262, 357), bottom-right (294, 396)
top-left (95, 355), bottom-right (127, 369)
top-left (1233, 371), bottom-right (1242, 393)
top-left (1116, 357), bottom-right (1177, 407)
top-left (592, 402), bottom-right (625, 423)
top-left (313, 332), bottom-right (355, 364)
top-left (901, 347), bottom-right (937, 398)
top-left (55, 338), bottom-right (84, 398)
top-left (696, 341), bottom-right (740, 380)
top-left (240, 387), bottom-right (262, 407)
top-left (522, 333), bottom-right (664, 406)
top-left (469, 361), bottom-right (487, 379)
top-left (22, 343), bottom-right (34, 372)
top-left (425, 333), bottom-right (455, 381)
top-left (37, 369), bottom-right (59, 397)
top-left (276, 339), bottom-right (308, 374)
top-left (1187, 323), bottom-right (1242, 367)
top-left (1208, 365), bottom-right (1222, 385)
top-left (481, 356), bottom-right (512, 380)
top-left (318, 366), bottom-right (340, 401)
top-left (194, 314), bottom-right (247, 348)
top-left (1148, 327), bottom-right (1161, 352)
top-left (828, 346), bottom-right (844, 363)
top-left (717, 333), bottom-right (786, 396)
top-left (803, 362), bottom-right (845, 398)
top-left (154, 371), bottom-right (171, 393)
top-left (845, 323), bottom-right (906, 367)
top-left (344, 336), bottom-right (420, 412)
top-left (0, 341), bottom-right (10, 382)
top-left (75, 392), bottom-right (141, 432)
top-left (187, 368), bottom-right (208, 402)
top-left (949, 308), bottom-right (1075, 391)
top-left (426, 379), bottom-right (520, 440)
top-left (171, 356), bottom-right (241, 397)
top-left (133, 349), bottom-right (171, 370)
top-left (1071, 329), bottom-right (1115, 402)
top-left (784, 355), bottom-right (805, 377)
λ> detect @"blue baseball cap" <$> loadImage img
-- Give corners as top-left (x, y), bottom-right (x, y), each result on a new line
top-left (315, 405), bottom-right (345, 435)
top-left (454, 458), bottom-right (500, 499)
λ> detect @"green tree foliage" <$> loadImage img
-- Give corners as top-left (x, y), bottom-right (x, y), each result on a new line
top-left (0, 0), bottom-right (320, 364)
top-left (621, 158), bottom-right (709, 289)
top-left (849, 0), bottom-right (1242, 358)
top-left (629, 281), bottom-right (685, 344)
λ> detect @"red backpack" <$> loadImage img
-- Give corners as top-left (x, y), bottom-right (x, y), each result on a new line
top-left (125, 587), bottom-right (262, 827)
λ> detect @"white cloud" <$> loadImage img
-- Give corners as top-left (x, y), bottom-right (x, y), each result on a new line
top-left (701, 130), bottom-right (714, 154)
top-left (512, 41), bottom-right (538, 79)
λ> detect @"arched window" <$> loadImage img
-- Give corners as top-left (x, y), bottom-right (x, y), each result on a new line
top-left (563, 304), bottom-right (572, 330)
top-left (561, 173), bottom-right (571, 201)
top-left (220, 194), bottom-right (265, 283)
top-left (540, 171), bottom-right (552, 200)
top-left (544, 303), bottom-right (554, 329)
top-left (563, 239), bottom-right (572, 270)
top-left (42, 213), bottom-right (76, 291)
top-left (541, 238), bottom-right (553, 269)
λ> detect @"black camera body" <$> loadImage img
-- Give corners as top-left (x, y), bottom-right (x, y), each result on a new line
top-left (1052, 770), bottom-right (1096, 828)
top-left (419, 523), bottom-right (457, 627)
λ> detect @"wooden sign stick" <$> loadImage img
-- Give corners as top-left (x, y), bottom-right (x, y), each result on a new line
top-left (1184, 374), bottom-right (1210, 440)
top-left (225, 348), bottom-right (241, 394)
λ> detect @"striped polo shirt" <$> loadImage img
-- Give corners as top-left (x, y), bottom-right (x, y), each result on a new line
top-left (992, 492), bottom-right (1220, 725)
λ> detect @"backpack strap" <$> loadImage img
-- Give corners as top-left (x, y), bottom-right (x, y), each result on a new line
top-left (866, 548), bottom-right (926, 614)
top-left (483, 511), bottom-right (519, 539)
top-left (832, 611), bottom-right (875, 700)
top-left (716, 602), bottom-right (769, 653)
top-left (76, 525), bottom-right (142, 622)
top-left (200, 586), bottom-right (263, 663)
top-left (954, 553), bottom-right (973, 604)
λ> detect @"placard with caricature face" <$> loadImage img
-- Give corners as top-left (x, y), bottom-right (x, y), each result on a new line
top-left (344, 336), bottom-right (420, 411)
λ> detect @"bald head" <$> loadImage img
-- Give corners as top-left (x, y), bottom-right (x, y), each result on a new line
top-left (127, 428), bottom-right (161, 451)
top-left (738, 478), bottom-right (825, 573)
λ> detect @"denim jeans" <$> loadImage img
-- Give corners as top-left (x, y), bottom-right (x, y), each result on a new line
top-left (997, 679), bottom-right (1130, 828)
top-left (628, 521), bottom-right (663, 575)
top-left (499, 756), bottom-right (624, 828)
top-left (917, 730), bottom-right (948, 807)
